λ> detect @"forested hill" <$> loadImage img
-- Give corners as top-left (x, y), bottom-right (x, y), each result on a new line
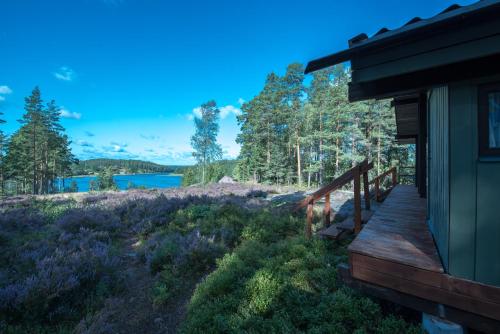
top-left (71, 159), bottom-right (181, 175)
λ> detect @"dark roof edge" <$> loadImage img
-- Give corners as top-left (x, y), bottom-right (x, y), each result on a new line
top-left (305, 0), bottom-right (500, 74)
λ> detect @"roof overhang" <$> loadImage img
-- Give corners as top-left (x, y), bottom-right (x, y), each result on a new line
top-left (305, 0), bottom-right (500, 74)
top-left (305, 1), bottom-right (500, 101)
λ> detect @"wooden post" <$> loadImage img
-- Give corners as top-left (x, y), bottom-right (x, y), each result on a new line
top-left (324, 192), bottom-right (331, 228)
top-left (353, 166), bottom-right (362, 234)
top-left (375, 177), bottom-right (380, 202)
top-left (392, 167), bottom-right (398, 187)
top-left (306, 199), bottom-right (313, 239)
top-left (362, 171), bottom-right (370, 211)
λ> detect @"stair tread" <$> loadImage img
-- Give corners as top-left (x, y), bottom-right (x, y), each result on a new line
top-left (337, 210), bottom-right (374, 231)
top-left (317, 225), bottom-right (344, 238)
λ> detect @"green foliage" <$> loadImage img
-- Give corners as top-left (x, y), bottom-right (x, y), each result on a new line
top-left (236, 64), bottom-right (414, 187)
top-left (190, 100), bottom-right (223, 183)
top-left (180, 159), bottom-right (237, 186)
top-left (2, 87), bottom-right (76, 195)
top-left (178, 208), bottom-right (419, 333)
top-left (65, 180), bottom-right (78, 193)
top-left (71, 158), bottom-right (179, 176)
top-left (96, 168), bottom-right (117, 190)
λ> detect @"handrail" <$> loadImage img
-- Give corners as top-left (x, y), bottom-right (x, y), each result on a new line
top-left (296, 159), bottom-right (373, 239)
top-left (296, 160), bottom-right (373, 210)
top-left (371, 166), bottom-right (398, 202)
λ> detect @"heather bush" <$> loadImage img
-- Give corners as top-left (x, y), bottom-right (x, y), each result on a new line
top-left (56, 207), bottom-right (122, 235)
top-left (0, 203), bottom-right (123, 331)
top-left (0, 184), bottom-right (419, 332)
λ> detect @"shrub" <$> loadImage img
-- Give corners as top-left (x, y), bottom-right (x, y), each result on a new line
top-left (180, 233), bottom-right (419, 334)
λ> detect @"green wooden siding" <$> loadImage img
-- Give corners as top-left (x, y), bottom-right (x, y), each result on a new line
top-left (448, 79), bottom-right (500, 286)
top-left (428, 86), bottom-right (450, 270)
top-left (476, 163), bottom-right (500, 285)
top-left (449, 84), bottom-right (477, 280)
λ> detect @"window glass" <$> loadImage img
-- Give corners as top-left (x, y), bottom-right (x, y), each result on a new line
top-left (489, 92), bottom-right (500, 148)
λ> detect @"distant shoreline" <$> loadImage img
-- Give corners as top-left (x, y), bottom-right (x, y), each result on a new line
top-left (63, 173), bottom-right (183, 178)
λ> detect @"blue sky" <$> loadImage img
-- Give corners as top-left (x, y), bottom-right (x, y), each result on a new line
top-left (0, 0), bottom-right (475, 165)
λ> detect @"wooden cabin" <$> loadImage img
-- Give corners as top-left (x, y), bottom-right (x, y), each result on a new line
top-left (305, 1), bottom-right (500, 332)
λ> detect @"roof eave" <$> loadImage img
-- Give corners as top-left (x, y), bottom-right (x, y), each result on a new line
top-left (305, 0), bottom-right (500, 74)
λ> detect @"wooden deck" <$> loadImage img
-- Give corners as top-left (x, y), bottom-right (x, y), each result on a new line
top-left (346, 185), bottom-right (500, 330)
top-left (349, 185), bottom-right (442, 273)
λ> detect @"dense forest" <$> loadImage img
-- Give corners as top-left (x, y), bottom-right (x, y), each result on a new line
top-left (0, 87), bottom-right (76, 195)
top-left (71, 158), bottom-right (179, 176)
top-left (234, 63), bottom-right (413, 186)
top-left (179, 160), bottom-right (237, 186)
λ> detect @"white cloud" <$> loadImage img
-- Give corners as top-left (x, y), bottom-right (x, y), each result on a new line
top-left (238, 98), bottom-right (245, 105)
top-left (85, 131), bottom-right (95, 137)
top-left (110, 141), bottom-right (128, 147)
top-left (112, 145), bottom-right (126, 152)
top-left (102, 144), bottom-right (127, 153)
top-left (219, 105), bottom-right (242, 119)
top-left (77, 140), bottom-right (93, 147)
top-left (192, 107), bottom-right (202, 118)
top-left (60, 107), bottom-right (81, 120)
top-left (54, 66), bottom-right (75, 81)
top-left (0, 85), bottom-right (12, 95)
top-left (189, 104), bottom-right (241, 121)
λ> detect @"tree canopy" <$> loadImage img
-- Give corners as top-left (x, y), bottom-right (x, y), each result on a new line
top-left (190, 100), bottom-right (223, 184)
top-left (235, 63), bottom-right (413, 186)
top-left (1, 87), bottom-right (76, 195)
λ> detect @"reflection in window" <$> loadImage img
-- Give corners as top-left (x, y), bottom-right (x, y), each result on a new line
top-left (489, 92), bottom-right (500, 148)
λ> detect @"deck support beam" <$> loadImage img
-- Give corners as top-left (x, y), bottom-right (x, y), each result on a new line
top-left (338, 263), bottom-right (500, 333)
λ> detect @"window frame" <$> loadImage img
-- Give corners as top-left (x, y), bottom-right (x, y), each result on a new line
top-left (478, 83), bottom-right (500, 157)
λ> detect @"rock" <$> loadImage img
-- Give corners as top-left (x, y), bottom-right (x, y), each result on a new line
top-left (218, 176), bottom-right (235, 184)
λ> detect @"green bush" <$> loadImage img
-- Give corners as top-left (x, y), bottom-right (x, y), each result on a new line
top-left (180, 229), bottom-right (419, 334)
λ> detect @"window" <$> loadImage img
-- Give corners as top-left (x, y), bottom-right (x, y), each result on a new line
top-left (479, 83), bottom-right (500, 156)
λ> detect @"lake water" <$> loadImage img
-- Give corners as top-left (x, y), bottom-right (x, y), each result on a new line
top-left (59, 174), bottom-right (182, 192)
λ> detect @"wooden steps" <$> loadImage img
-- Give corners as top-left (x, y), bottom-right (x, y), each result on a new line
top-left (317, 224), bottom-right (345, 239)
top-left (318, 210), bottom-right (374, 239)
top-left (337, 210), bottom-right (374, 231)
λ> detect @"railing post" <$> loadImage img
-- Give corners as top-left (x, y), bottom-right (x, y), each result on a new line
top-left (353, 165), bottom-right (362, 234)
top-left (375, 177), bottom-right (380, 202)
top-left (306, 199), bottom-right (314, 239)
top-left (324, 192), bottom-right (331, 228)
top-left (392, 167), bottom-right (398, 187)
top-left (363, 171), bottom-right (370, 211)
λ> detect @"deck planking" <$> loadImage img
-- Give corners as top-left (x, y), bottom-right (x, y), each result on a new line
top-left (346, 184), bottom-right (500, 322)
top-left (349, 185), bottom-right (443, 273)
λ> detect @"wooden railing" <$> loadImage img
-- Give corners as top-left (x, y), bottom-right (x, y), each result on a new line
top-left (371, 167), bottom-right (398, 202)
top-left (296, 160), bottom-right (373, 239)
top-left (398, 165), bottom-right (415, 185)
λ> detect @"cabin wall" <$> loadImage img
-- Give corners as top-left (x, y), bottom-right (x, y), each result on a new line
top-left (427, 86), bottom-right (450, 270)
top-left (449, 78), bottom-right (500, 286)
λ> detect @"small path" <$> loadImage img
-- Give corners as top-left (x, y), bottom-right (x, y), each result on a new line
top-left (75, 235), bottom-right (190, 334)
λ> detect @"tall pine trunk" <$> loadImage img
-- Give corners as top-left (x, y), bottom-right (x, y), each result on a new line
top-left (319, 108), bottom-right (323, 185)
top-left (296, 136), bottom-right (302, 186)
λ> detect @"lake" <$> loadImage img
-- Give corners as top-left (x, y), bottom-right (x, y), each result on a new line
top-left (59, 173), bottom-right (182, 192)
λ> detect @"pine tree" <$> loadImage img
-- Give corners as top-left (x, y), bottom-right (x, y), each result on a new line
top-left (191, 100), bottom-right (222, 184)
top-left (236, 62), bottom-right (411, 188)
top-left (18, 87), bottom-right (45, 194)
top-left (283, 63), bottom-right (305, 186)
top-left (4, 87), bottom-right (76, 194)
top-left (0, 110), bottom-right (7, 194)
